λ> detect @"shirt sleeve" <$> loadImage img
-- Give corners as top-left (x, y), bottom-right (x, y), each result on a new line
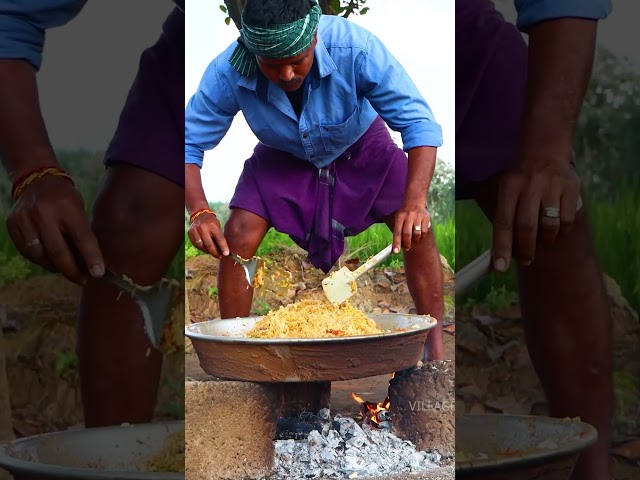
top-left (355, 32), bottom-right (443, 152)
top-left (515, 0), bottom-right (612, 32)
top-left (185, 58), bottom-right (240, 168)
top-left (0, 0), bottom-right (87, 70)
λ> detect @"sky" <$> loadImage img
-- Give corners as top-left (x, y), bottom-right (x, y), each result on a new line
top-left (185, 0), bottom-right (456, 202)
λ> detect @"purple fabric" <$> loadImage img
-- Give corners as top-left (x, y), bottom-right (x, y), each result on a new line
top-left (103, 7), bottom-right (185, 188)
top-left (455, 0), bottom-right (528, 199)
top-left (229, 116), bottom-right (407, 273)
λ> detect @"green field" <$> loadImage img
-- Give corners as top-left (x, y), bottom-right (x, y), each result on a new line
top-left (456, 187), bottom-right (640, 314)
top-left (185, 214), bottom-right (455, 271)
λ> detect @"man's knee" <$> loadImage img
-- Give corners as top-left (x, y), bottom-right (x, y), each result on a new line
top-left (90, 168), bottom-right (183, 275)
top-left (223, 209), bottom-right (270, 256)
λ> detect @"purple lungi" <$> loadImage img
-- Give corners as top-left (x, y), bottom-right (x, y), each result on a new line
top-left (103, 7), bottom-right (185, 188)
top-left (230, 116), bottom-right (407, 273)
top-left (456, 0), bottom-right (528, 199)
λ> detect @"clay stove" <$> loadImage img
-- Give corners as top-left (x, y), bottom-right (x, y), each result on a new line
top-left (184, 313), bottom-right (449, 479)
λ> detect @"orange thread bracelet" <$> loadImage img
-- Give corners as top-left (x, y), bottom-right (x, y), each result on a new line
top-left (189, 208), bottom-right (216, 224)
top-left (11, 166), bottom-right (74, 201)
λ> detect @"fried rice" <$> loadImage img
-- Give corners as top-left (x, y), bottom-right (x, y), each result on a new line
top-left (247, 299), bottom-right (383, 338)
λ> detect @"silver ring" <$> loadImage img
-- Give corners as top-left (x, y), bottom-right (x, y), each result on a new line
top-left (414, 225), bottom-right (422, 232)
top-left (543, 207), bottom-right (560, 218)
top-left (25, 238), bottom-right (40, 248)
top-left (427, 220), bottom-right (432, 229)
top-left (195, 239), bottom-right (203, 244)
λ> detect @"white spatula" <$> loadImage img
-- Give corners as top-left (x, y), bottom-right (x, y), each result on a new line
top-left (322, 244), bottom-right (393, 306)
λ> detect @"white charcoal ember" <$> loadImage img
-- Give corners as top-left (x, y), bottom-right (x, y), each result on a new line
top-left (272, 415), bottom-right (442, 479)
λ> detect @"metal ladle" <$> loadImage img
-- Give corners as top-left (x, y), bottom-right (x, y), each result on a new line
top-left (229, 253), bottom-right (262, 287)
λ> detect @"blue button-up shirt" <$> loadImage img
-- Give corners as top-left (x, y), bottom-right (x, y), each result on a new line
top-left (185, 15), bottom-right (443, 169)
top-left (515, 0), bottom-right (612, 31)
top-left (0, 0), bottom-right (184, 71)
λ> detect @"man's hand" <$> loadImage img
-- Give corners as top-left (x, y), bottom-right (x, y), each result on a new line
top-left (187, 211), bottom-right (229, 258)
top-left (493, 156), bottom-right (581, 270)
top-left (492, 18), bottom-right (598, 272)
top-left (5, 175), bottom-right (105, 285)
top-left (0, 59), bottom-right (104, 284)
top-left (392, 202), bottom-right (431, 253)
top-left (185, 164), bottom-right (230, 258)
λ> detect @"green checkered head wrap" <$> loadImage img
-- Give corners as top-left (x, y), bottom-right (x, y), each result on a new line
top-left (229, 0), bottom-right (322, 77)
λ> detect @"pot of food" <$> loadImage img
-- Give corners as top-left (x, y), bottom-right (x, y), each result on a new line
top-left (185, 299), bottom-right (438, 382)
top-left (456, 414), bottom-right (598, 480)
top-left (0, 421), bottom-right (183, 480)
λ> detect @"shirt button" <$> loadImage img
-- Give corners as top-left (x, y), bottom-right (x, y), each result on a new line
top-left (302, 133), bottom-right (309, 139)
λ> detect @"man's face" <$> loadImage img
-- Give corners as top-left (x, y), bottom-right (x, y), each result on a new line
top-left (256, 36), bottom-right (317, 92)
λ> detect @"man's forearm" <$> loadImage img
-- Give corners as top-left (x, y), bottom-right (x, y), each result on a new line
top-left (185, 163), bottom-right (212, 214)
top-left (0, 59), bottom-right (59, 181)
top-left (518, 18), bottom-right (598, 161)
top-left (404, 146), bottom-right (437, 207)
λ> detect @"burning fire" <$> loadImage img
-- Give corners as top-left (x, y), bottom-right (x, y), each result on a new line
top-left (351, 374), bottom-right (394, 429)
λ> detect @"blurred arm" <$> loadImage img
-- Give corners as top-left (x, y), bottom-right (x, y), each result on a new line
top-left (0, 1), bottom-right (86, 179)
top-left (517, 18), bottom-right (599, 163)
top-left (514, 0), bottom-right (612, 163)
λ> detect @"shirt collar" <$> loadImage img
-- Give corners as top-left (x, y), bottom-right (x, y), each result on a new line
top-left (313, 32), bottom-right (338, 80)
top-left (235, 29), bottom-right (338, 92)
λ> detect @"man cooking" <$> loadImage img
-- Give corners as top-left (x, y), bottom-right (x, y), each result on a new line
top-left (457, 1), bottom-right (613, 478)
top-left (185, 0), bottom-right (447, 361)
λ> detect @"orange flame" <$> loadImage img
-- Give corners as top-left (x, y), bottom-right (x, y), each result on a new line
top-left (350, 392), bottom-right (391, 426)
top-left (350, 373), bottom-right (394, 427)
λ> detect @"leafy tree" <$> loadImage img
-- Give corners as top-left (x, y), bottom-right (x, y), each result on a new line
top-left (575, 46), bottom-right (640, 200)
top-left (220, 0), bottom-right (369, 28)
top-left (428, 159), bottom-right (454, 222)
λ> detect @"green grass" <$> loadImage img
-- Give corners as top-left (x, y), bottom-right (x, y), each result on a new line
top-left (588, 185), bottom-right (640, 313)
top-left (185, 215), bottom-right (455, 271)
top-left (455, 200), bottom-right (518, 304)
top-left (456, 186), bottom-right (640, 314)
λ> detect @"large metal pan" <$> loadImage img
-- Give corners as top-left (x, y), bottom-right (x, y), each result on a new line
top-left (185, 313), bottom-right (437, 382)
top-left (456, 414), bottom-right (598, 479)
top-left (0, 421), bottom-right (183, 480)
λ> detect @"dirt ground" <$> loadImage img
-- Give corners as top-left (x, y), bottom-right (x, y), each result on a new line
top-left (455, 273), bottom-right (640, 479)
top-left (0, 275), bottom-right (184, 439)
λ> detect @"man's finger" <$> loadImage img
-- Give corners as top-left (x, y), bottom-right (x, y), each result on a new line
top-left (420, 214), bottom-right (432, 240)
top-left (187, 229), bottom-right (206, 252)
top-left (64, 217), bottom-right (105, 278)
top-left (392, 213), bottom-right (404, 254)
top-left (559, 189), bottom-right (580, 237)
top-left (211, 227), bottom-right (230, 257)
top-left (513, 190), bottom-right (541, 266)
top-left (539, 180), bottom-right (563, 247)
top-left (400, 213), bottom-right (417, 251)
top-left (7, 218), bottom-right (53, 271)
top-left (38, 220), bottom-right (87, 285)
top-left (492, 178), bottom-right (520, 272)
top-left (411, 217), bottom-right (423, 243)
top-left (198, 227), bottom-right (221, 258)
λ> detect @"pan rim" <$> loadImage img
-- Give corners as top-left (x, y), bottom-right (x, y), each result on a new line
top-left (454, 413), bottom-right (598, 473)
top-left (184, 313), bottom-right (437, 344)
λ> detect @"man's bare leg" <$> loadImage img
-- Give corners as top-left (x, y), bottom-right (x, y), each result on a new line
top-left (218, 208), bottom-right (271, 319)
top-left (473, 176), bottom-right (613, 480)
top-left (77, 165), bottom-right (184, 428)
top-left (386, 217), bottom-right (445, 361)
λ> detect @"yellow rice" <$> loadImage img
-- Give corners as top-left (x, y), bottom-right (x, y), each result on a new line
top-left (247, 299), bottom-right (383, 338)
